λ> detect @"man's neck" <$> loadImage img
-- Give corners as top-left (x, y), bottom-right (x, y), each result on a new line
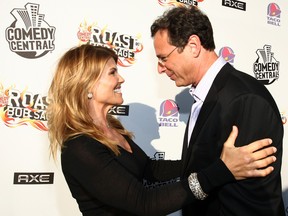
top-left (194, 50), bottom-right (218, 86)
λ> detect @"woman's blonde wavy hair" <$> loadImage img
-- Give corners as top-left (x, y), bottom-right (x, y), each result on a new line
top-left (47, 44), bottom-right (133, 160)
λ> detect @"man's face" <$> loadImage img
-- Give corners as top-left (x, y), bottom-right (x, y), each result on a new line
top-left (153, 30), bottom-right (196, 87)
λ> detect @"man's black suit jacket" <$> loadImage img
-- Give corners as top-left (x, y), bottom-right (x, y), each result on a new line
top-left (181, 63), bottom-right (285, 216)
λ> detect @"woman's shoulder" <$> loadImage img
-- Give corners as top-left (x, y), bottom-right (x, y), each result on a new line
top-left (63, 134), bottom-right (107, 153)
top-left (61, 135), bottom-right (117, 175)
top-left (66, 134), bottom-right (94, 143)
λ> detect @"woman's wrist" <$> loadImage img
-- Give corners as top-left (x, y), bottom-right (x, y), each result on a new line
top-left (188, 172), bottom-right (208, 200)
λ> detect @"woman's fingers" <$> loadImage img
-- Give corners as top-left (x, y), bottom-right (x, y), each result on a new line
top-left (247, 155), bottom-right (276, 177)
top-left (244, 138), bottom-right (273, 153)
top-left (246, 164), bottom-right (275, 177)
top-left (221, 126), bottom-right (277, 180)
top-left (250, 146), bottom-right (277, 160)
top-left (222, 125), bottom-right (238, 149)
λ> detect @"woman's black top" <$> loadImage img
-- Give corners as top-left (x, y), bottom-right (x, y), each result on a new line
top-left (61, 135), bottom-right (234, 216)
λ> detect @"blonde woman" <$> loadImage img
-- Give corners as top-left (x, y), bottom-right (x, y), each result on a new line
top-left (47, 44), bottom-right (276, 216)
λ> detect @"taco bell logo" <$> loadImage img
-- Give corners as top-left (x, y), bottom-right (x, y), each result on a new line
top-left (158, 99), bottom-right (179, 127)
top-left (5, 3), bottom-right (56, 59)
top-left (267, 3), bottom-right (281, 26)
top-left (253, 45), bottom-right (279, 85)
top-left (219, 46), bottom-right (235, 65)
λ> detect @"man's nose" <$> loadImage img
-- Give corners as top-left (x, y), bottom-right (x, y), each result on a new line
top-left (157, 64), bottom-right (166, 74)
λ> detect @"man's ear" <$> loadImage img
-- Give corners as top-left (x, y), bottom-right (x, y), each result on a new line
top-left (187, 35), bottom-right (201, 57)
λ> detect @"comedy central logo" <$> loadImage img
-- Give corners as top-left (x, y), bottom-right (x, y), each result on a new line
top-left (77, 21), bottom-right (143, 67)
top-left (158, 99), bottom-right (179, 127)
top-left (253, 45), bottom-right (279, 85)
top-left (5, 3), bottom-right (56, 59)
top-left (219, 46), bottom-right (235, 65)
top-left (158, 0), bottom-right (201, 7)
top-left (267, 3), bottom-right (281, 26)
top-left (0, 85), bottom-right (48, 131)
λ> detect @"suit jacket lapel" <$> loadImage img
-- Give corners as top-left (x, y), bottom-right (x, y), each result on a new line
top-left (181, 119), bottom-right (190, 175)
top-left (190, 86), bottom-right (218, 144)
top-left (182, 63), bottom-right (232, 174)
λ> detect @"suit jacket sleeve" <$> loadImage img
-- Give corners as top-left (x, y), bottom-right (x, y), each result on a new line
top-left (218, 88), bottom-right (284, 215)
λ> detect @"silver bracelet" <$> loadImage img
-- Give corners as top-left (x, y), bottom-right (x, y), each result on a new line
top-left (188, 173), bottom-right (208, 200)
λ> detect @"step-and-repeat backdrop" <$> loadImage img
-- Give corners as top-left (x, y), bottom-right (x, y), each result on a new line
top-left (1, 0), bottom-right (287, 215)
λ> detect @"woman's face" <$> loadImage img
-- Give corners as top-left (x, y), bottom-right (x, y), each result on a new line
top-left (91, 58), bottom-right (124, 108)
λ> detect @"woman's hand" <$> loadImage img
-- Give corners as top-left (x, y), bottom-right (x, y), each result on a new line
top-left (220, 126), bottom-right (276, 180)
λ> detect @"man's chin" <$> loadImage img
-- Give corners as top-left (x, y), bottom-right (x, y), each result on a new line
top-left (175, 82), bottom-right (189, 87)
top-left (174, 80), bottom-right (183, 87)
